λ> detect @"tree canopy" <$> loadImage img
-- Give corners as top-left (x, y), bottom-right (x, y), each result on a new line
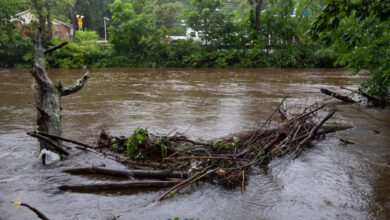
top-left (309, 0), bottom-right (390, 96)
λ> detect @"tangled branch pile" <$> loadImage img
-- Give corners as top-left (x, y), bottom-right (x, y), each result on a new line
top-left (77, 101), bottom-right (348, 201)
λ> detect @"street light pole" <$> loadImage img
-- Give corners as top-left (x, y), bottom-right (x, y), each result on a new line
top-left (103, 17), bottom-right (110, 42)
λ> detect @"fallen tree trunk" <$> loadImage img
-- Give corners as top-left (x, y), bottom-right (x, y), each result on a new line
top-left (320, 88), bottom-right (356, 103)
top-left (63, 167), bottom-right (133, 179)
top-left (340, 86), bottom-right (389, 107)
top-left (62, 167), bottom-right (188, 179)
top-left (59, 180), bottom-right (180, 193)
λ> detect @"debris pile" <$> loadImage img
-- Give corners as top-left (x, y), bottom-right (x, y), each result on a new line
top-left (29, 100), bottom-right (351, 202)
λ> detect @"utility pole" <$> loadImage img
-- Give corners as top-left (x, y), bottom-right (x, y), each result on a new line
top-left (103, 17), bottom-right (110, 42)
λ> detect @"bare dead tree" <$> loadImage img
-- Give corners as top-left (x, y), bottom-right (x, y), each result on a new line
top-left (30, 0), bottom-right (89, 160)
top-left (31, 29), bottom-right (89, 158)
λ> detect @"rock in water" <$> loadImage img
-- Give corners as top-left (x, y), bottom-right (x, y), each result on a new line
top-left (38, 149), bottom-right (60, 165)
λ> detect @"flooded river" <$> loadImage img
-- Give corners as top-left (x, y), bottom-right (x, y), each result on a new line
top-left (0, 68), bottom-right (389, 219)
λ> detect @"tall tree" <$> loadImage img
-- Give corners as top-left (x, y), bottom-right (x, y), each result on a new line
top-left (30, 0), bottom-right (76, 40)
top-left (153, 0), bottom-right (184, 37)
top-left (248, 0), bottom-right (263, 33)
top-left (187, 0), bottom-right (223, 45)
top-left (108, 0), bottom-right (158, 55)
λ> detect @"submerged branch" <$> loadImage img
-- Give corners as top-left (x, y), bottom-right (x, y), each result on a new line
top-left (27, 131), bottom-right (69, 156)
top-left (12, 201), bottom-right (50, 220)
top-left (35, 130), bottom-right (93, 149)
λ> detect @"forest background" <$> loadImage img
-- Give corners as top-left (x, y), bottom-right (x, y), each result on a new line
top-left (0, 0), bottom-right (388, 96)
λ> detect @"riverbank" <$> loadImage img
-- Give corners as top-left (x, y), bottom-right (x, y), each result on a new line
top-left (5, 34), bottom-right (336, 69)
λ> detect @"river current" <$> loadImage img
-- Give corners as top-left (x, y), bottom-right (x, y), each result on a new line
top-left (0, 68), bottom-right (389, 219)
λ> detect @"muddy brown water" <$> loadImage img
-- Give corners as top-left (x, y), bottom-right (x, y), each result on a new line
top-left (0, 68), bottom-right (389, 220)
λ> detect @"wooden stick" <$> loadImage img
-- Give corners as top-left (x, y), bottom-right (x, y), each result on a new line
top-left (13, 201), bottom-right (50, 220)
top-left (59, 180), bottom-right (180, 192)
top-left (163, 156), bottom-right (242, 161)
top-left (243, 97), bottom-right (287, 147)
top-left (27, 131), bottom-right (69, 156)
top-left (263, 133), bottom-right (283, 151)
top-left (295, 104), bottom-right (325, 121)
top-left (294, 109), bottom-right (336, 157)
top-left (44, 42), bottom-right (68, 55)
top-left (35, 130), bottom-right (93, 149)
top-left (156, 166), bottom-right (216, 202)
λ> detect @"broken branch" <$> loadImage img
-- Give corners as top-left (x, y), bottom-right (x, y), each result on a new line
top-left (31, 64), bottom-right (51, 87)
top-left (163, 156), bottom-right (242, 161)
top-left (27, 131), bottom-right (69, 156)
top-left (35, 130), bottom-right (93, 149)
top-left (61, 71), bottom-right (90, 96)
top-left (12, 201), bottom-right (50, 220)
top-left (157, 166), bottom-right (216, 202)
top-left (44, 42), bottom-right (68, 55)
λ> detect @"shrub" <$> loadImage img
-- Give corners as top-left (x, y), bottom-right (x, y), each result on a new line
top-left (48, 31), bottom-right (111, 68)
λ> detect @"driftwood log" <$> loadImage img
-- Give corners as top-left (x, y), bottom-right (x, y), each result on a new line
top-left (321, 87), bottom-right (389, 107)
top-left (62, 167), bottom-right (188, 179)
top-left (59, 180), bottom-right (180, 193)
top-left (340, 87), bottom-right (390, 107)
top-left (320, 88), bottom-right (356, 103)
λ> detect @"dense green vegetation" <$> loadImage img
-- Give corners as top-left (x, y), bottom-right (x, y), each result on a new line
top-left (309, 0), bottom-right (389, 96)
top-left (0, 0), bottom-right (32, 68)
top-left (0, 0), bottom-right (388, 96)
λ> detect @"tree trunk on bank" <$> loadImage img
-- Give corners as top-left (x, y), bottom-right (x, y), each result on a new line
top-left (45, 0), bottom-right (53, 41)
top-left (255, 0), bottom-right (263, 33)
top-left (248, 0), bottom-right (263, 34)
